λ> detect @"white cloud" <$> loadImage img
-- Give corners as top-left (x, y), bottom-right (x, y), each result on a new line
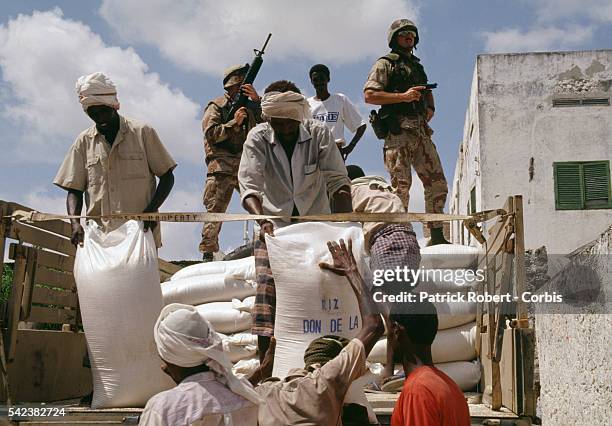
top-left (482, 25), bottom-right (594, 53)
top-left (156, 186), bottom-right (203, 261)
top-left (0, 8), bottom-right (201, 164)
top-left (99, 0), bottom-right (419, 75)
top-left (482, 0), bottom-right (612, 54)
top-left (531, 0), bottom-right (612, 24)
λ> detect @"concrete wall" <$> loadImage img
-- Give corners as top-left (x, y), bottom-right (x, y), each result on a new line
top-left (535, 226), bottom-right (611, 425)
top-left (450, 65), bottom-right (482, 246)
top-left (451, 50), bottom-right (612, 252)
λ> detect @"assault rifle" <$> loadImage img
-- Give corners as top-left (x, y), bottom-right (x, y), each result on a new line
top-left (228, 33), bottom-right (272, 119)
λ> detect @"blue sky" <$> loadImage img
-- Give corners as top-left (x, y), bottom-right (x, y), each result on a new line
top-left (1, 0), bottom-right (611, 260)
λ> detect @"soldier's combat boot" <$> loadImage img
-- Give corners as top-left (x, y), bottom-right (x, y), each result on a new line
top-left (427, 227), bottom-right (450, 246)
top-left (202, 251), bottom-right (214, 262)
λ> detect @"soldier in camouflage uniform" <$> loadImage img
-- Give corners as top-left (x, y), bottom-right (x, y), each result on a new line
top-left (364, 19), bottom-right (449, 245)
top-left (199, 64), bottom-right (262, 261)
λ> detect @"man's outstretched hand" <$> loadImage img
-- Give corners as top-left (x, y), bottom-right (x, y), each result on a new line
top-left (319, 239), bottom-right (358, 276)
top-left (260, 336), bottom-right (276, 377)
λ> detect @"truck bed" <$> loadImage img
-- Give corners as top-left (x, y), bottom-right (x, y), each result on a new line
top-left (5, 393), bottom-right (522, 425)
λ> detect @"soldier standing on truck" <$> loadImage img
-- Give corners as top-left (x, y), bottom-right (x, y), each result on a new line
top-left (364, 19), bottom-right (450, 245)
top-left (199, 64), bottom-right (262, 262)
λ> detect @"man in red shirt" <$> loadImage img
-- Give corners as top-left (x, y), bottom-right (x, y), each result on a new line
top-left (389, 302), bottom-right (470, 426)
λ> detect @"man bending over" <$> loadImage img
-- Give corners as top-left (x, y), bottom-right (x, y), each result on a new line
top-left (248, 239), bottom-right (384, 426)
top-left (140, 304), bottom-right (262, 425)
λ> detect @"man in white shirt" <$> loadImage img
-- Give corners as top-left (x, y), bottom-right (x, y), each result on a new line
top-left (140, 304), bottom-right (261, 426)
top-left (238, 79), bottom-right (352, 361)
top-left (308, 64), bottom-right (367, 160)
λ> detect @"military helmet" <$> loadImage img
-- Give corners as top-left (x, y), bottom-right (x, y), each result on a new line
top-left (387, 19), bottom-right (419, 48)
top-left (223, 63), bottom-right (250, 89)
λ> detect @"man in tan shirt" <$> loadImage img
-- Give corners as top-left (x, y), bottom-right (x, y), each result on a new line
top-left (54, 72), bottom-right (176, 248)
top-left (247, 239), bottom-right (384, 426)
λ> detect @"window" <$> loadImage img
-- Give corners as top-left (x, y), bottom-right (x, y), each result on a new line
top-left (469, 186), bottom-right (477, 214)
top-left (552, 98), bottom-right (610, 107)
top-left (554, 161), bottom-right (612, 210)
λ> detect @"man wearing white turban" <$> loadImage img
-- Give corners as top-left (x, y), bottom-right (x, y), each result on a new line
top-left (140, 304), bottom-right (261, 425)
top-left (54, 72), bottom-right (176, 248)
top-left (237, 80), bottom-right (353, 362)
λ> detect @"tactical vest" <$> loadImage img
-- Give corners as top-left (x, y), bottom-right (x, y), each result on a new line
top-left (379, 52), bottom-right (428, 116)
top-left (204, 95), bottom-right (246, 160)
top-left (208, 95), bottom-right (232, 124)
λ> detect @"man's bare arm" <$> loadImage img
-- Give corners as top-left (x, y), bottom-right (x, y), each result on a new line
top-left (331, 185), bottom-right (353, 214)
top-left (242, 194), bottom-right (274, 237)
top-left (67, 189), bottom-right (84, 247)
top-left (247, 337), bottom-right (276, 386)
top-left (319, 239), bottom-right (384, 355)
top-left (364, 86), bottom-right (425, 106)
top-left (143, 169), bottom-right (175, 232)
top-left (341, 123), bottom-right (367, 160)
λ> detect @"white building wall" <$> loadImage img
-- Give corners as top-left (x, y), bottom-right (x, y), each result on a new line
top-left (450, 66), bottom-right (482, 246)
top-left (452, 50), bottom-right (612, 253)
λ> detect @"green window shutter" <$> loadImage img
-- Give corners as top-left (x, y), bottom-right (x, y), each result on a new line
top-left (583, 161), bottom-right (611, 208)
top-left (554, 163), bottom-right (584, 209)
top-left (470, 187), bottom-right (476, 214)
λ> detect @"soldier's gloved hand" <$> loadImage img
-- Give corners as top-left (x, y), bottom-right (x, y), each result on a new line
top-left (235, 107), bottom-right (248, 126)
top-left (71, 223), bottom-right (84, 247)
top-left (401, 86), bottom-right (425, 102)
top-left (241, 84), bottom-right (260, 102)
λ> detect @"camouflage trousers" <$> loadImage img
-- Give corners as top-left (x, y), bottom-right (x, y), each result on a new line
top-left (383, 117), bottom-right (448, 229)
top-left (199, 173), bottom-right (239, 253)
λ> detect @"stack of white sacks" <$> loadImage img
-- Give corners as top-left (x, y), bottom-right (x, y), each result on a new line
top-left (367, 243), bottom-right (482, 391)
top-left (161, 232), bottom-right (483, 393)
top-left (161, 257), bottom-right (261, 375)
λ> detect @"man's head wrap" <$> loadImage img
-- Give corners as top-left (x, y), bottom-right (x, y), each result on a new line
top-left (223, 63), bottom-right (249, 89)
top-left (154, 303), bottom-right (263, 405)
top-left (303, 335), bottom-right (350, 369)
top-left (260, 91), bottom-right (311, 123)
top-left (76, 72), bottom-right (120, 112)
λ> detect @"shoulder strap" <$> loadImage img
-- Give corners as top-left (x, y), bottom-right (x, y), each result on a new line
top-left (379, 52), bottom-right (400, 63)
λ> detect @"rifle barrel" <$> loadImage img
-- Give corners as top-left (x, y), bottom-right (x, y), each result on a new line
top-left (261, 33), bottom-right (272, 53)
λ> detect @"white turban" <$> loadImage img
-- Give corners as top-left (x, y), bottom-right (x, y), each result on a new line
top-left (76, 72), bottom-right (120, 111)
top-left (261, 91), bottom-right (311, 122)
top-left (154, 304), bottom-right (263, 405)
